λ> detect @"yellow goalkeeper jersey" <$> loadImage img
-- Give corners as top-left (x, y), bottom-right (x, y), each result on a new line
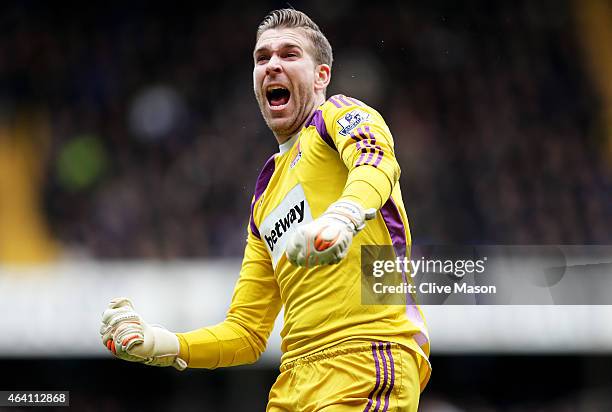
top-left (177, 94), bottom-right (430, 389)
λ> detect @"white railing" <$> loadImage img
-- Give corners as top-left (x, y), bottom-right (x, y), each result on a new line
top-left (0, 260), bottom-right (611, 364)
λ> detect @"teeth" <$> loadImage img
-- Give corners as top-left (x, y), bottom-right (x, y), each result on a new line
top-left (267, 86), bottom-right (287, 92)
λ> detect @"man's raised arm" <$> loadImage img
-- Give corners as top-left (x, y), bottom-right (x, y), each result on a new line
top-left (100, 230), bottom-right (282, 369)
top-left (285, 97), bottom-right (400, 267)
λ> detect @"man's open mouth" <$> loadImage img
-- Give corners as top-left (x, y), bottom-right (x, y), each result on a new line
top-left (266, 86), bottom-right (291, 107)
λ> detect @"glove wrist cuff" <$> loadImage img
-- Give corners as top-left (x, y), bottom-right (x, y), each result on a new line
top-left (324, 200), bottom-right (372, 232)
top-left (150, 326), bottom-right (185, 369)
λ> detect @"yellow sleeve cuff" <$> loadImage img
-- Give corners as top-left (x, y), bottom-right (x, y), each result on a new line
top-left (176, 333), bottom-right (191, 364)
top-left (175, 322), bottom-right (261, 369)
top-left (175, 328), bottom-right (220, 369)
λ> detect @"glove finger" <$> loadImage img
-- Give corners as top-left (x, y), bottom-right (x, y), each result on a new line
top-left (113, 341), bottom-right (146, 363)
top-left (101, 329), bottom-right (114, 346)
top-left (108, 297), bottom-right (135, 310)
top-left (102, 308), bottom-right (140, 329)
top-left (324, 248), bottom-right (340, 265)
top-left (102, 304), bottom-right (137, 321)
top-left (123, 334), bottom-right (145, 351)
top-left (115, 320), bottom-right (142, 334)
top-left (101, 297), bottom-right (136, 326)
top-left (100, 315), bottom-right (130, 335)
top-left (115, 330), bottom-right (143, 348)
top-left (115, 330), bottom-right (144, 352)
top-left (334, 246), bottom-right (348, 263)
top-left (306, 249), bottom-right (319, 267)
top-left (99, 322), bottom-right (112, 336)
top-left (101, 298), bottom-right (134, 324)
top-left (321, 248), bottom-right (338, 265)
top-left (286, 228), bottom-right (306, 266)
top-left (125, 340), bottom-right (153, 358)
top-left (114, 323), bottom-right (143, 344)
top-left (101, 317), bottom-right (141, 354)
top-left (112, 331), bottom-right (145, 360)
top-left (290, 247), bottom-right (306, 266)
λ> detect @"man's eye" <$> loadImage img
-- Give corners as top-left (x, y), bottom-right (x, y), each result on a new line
top-left (287, 53), bottom-right (298, 58)
top-left (257, 56), bottom-right (269, 62)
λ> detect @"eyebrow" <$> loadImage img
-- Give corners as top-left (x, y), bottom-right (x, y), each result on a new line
top-left (254, 42), bottom-right (303, 56)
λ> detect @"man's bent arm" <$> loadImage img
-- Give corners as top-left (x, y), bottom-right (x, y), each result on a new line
top-left (176, 230), bottom-right (281, 368)
top-left (330, 102), bottom-right (401, 210)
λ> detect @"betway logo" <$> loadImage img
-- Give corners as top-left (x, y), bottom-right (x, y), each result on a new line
top-left (264, 200), bottom-right (305, 252)
top-left (259, 184), bottom-right (313, 268)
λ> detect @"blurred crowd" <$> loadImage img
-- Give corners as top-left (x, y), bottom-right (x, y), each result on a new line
top-left (0, 0), bottom-right (609, 259)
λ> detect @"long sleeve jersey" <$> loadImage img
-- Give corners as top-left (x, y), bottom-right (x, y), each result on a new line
top-left (177, 94), bottom-right (430, 390)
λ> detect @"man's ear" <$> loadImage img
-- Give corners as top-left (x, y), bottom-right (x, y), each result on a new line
top-left (315, 64), bottom-right (331, 91)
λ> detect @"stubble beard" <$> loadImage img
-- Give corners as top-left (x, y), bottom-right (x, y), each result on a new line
top-left (258, 86), bottom-right (318, 142)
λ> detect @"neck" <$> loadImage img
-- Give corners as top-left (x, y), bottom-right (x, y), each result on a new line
top-left (275, 94), bottom-right (326, 144)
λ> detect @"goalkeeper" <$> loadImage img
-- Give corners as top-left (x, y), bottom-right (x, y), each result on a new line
top-left (101, 8), bottom-right (430, 411)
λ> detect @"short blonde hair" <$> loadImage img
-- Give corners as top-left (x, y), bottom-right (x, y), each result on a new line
top-left (256, 9), bottom-right (333, 68)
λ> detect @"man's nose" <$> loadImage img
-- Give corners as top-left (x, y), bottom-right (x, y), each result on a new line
top-left (265, 55), bottom-right (282, 75)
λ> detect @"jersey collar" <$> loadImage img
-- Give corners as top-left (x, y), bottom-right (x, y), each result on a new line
top-left (278, 133), bottom-right (299, 155)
